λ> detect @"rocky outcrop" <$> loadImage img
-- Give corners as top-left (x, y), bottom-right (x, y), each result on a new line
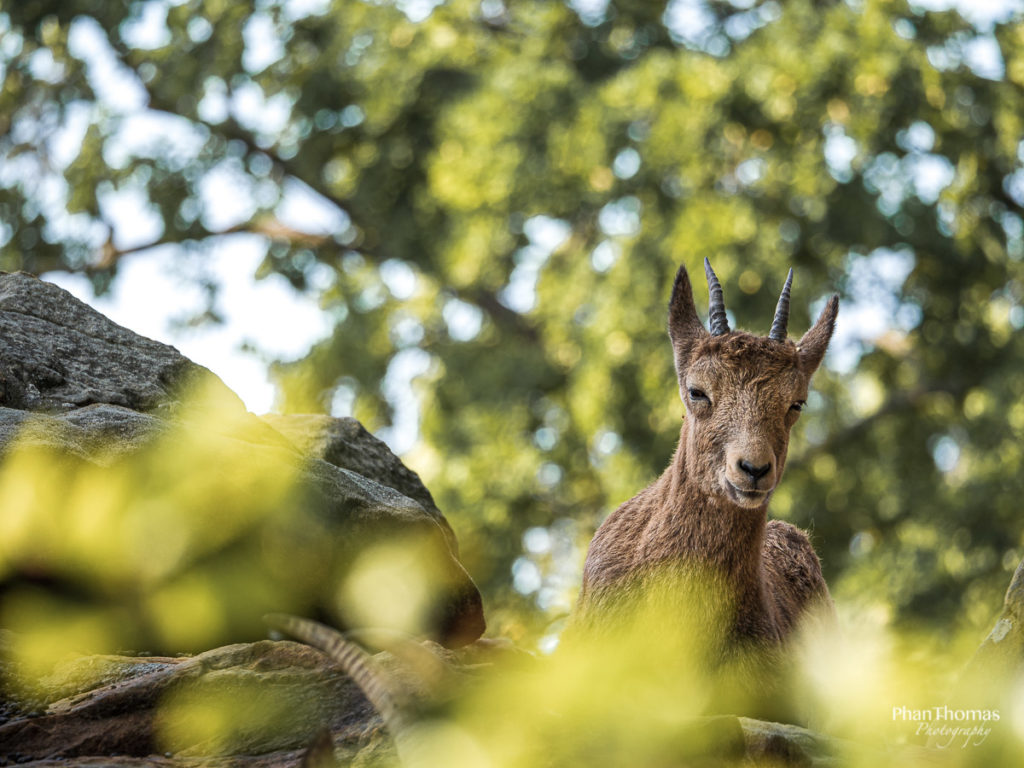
top-left (0, 271), bottom-right (484, 656)
top-left (0, 639), bottom-right (385, 766)
top-left (261, 414), bottom-right (457, 554)
top-left (0, 272), bottom-right (243, 414)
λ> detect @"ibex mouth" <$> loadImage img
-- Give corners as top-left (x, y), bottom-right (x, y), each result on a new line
top-left (725, 480), bottom-right (770, 507)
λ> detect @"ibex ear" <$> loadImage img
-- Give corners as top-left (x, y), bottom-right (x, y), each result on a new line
top-left (668, 264), bottom-right (709, 378)
top-left (797, 295), bottom-right (839, 375)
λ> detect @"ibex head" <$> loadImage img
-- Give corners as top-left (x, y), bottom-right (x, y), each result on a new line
top-left (668, 259), bottom-right (838, 510)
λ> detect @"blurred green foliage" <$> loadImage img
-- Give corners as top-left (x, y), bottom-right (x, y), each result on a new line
top-left (0, 381), bottom-right (479, 674)
top-left (2, 0), bottom-right (1024, 647)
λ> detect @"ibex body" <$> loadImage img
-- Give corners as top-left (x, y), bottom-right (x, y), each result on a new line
top-left (571, 261), bottom-right (838, 668)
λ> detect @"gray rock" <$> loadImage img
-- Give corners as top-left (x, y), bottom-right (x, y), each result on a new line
top-left (0, 405), bottom-right (484, 653)
top-left (261, 414), bottom-right (457, 553)
top-left (0, 404), bottom-right (162, 464)
top-left (0, 273), bottom-right (484, 652)
top-left (0, 272), bottom-right (244, 414)
top-left (0, 640), bottom-right (381, 765)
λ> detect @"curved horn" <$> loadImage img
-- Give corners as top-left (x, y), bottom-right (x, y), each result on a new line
top-left (768, 268), bottom-right (794, 341)
top-left (264, 614), bottom-right (412, 743)
top-left (703, 258), bottom-right (730, 336)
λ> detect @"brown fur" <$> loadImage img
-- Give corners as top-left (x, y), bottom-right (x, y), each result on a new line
top-left (570, 264), bottom-right (839, 662)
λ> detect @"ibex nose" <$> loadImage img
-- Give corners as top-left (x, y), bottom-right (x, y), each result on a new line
top-left (738, 459), bottom-right (772, 482)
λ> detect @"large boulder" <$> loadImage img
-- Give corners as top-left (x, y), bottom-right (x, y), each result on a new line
top-left (0, 633), bottom-right (517, 767)
top-left (0, 638), bottom-right (384, 765)
top-left (0, 271), bottom-right (243, 414)
top-left (0, 271), bottom-right (484, 655)
top-left (261, 414), bottom-right (458, 555)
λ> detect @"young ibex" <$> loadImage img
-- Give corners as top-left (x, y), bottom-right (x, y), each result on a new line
top-left (570, 260), bottom-right (838, 666)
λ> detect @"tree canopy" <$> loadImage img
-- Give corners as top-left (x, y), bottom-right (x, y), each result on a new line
top-left (2, 0), bottom-right (1024, 644)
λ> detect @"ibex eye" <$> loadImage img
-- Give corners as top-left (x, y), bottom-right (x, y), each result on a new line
top-left (688, 388), bottom-right (708, 401)
top-left (790, 401), bottom-right (805, 412)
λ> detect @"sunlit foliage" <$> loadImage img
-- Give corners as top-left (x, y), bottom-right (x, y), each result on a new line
top-left (272, 593), bottom-right (1024, 767)
top-left (2, 0), bottom-right (1024, 658)
top-left (0, 383), bottom-right (470, 685)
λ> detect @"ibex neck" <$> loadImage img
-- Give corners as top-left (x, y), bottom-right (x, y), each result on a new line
top-left (655, 434), bottom-right (769, 592)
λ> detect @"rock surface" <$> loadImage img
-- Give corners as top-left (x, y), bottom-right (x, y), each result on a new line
top-left (0, 271), bottom-right (484, 655)
top-left (0, 272), bottom-right (243, 414)
top-left (0, 640), bottom-right (383, 766)
top-left (261, 414), bottom-right (457, 554)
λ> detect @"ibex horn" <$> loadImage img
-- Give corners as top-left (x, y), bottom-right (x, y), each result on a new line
top-left (704, 258), bottom-right (730, 336)
top-left (769, 268), bottom-right (794, 341)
